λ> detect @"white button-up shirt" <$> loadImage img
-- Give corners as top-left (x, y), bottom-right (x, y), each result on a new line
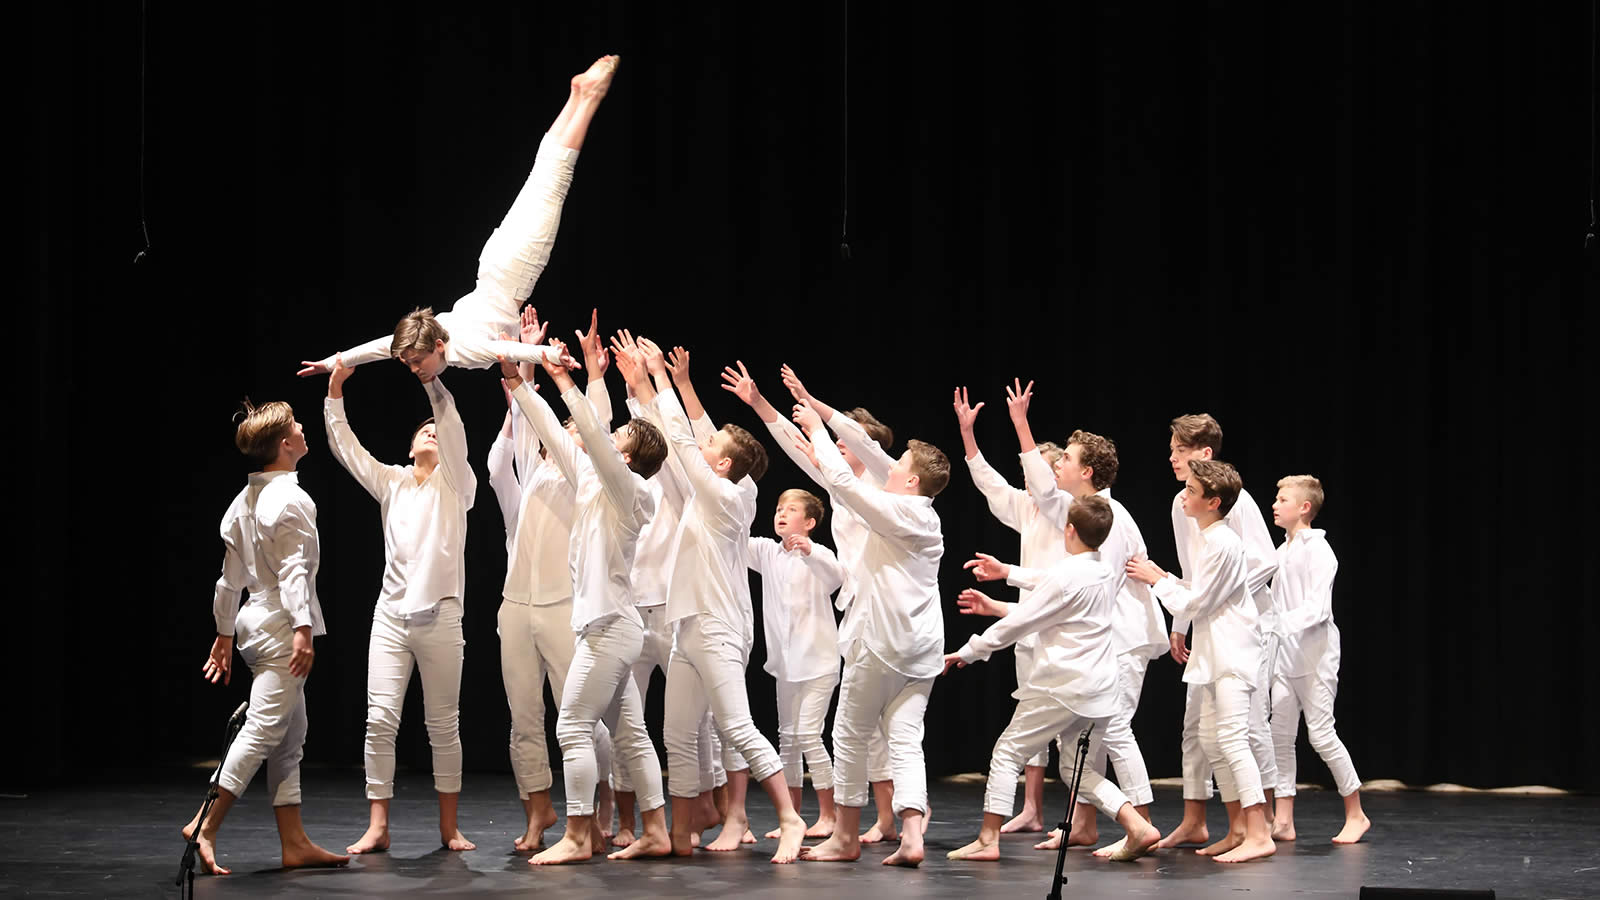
top-left (322, 320), bottom-right (567, 375)
top-left (325, 378), bottom-right (476, 617)
top-left (812, 434), bottom-right (945, 679)
top-left (1170, 486), bottom-right (1276, 636)
top-left (1269, 528), bottom-right (1341, 681)
top-left (765, 415), bottom-right (870, 619)
top-left (213, 470), bottom-right (327, 638)
top-left (956, 553), bottom-right (1118, 719)
top-left (1152, 521), bottom-right (1260, 686)
top-left (509, 381), bottom-right (651, 634)
top-left (964, 451), bottom-right (1066, 654)
top-left (748, 536), bottom-right (844, 683)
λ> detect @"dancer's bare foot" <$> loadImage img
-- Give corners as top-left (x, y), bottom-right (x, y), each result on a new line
top-left (515, 807), bottom-right (560, 851)
top-left (194, 832), bottom-right (230, 875)
top-left (441, 828), bottom-right (476, 852)
top-left (704, 813), bottom-right (751, 851)
top-left (1155, 819), bottom-right (1209, 849)
top-left (345, 825), bottom-right (389, 855)
top-left (1196, 829), bottom-right (1244, 857)
top-left (608, 829), bottom-right (672, 860)
top-left (1001, 807), bottom-right (1044, 833)
top-left (1033, 827), bottom-right (1097, 850)
top-left (883, 843), bottom-right (924, 866)
top-left (571, 55), bottom-right (620, 101)
top-left (798, 832), bottom-right (860, 862)
top-left (859, 820), bottom-right (898, 843)
top-left (1214, 834), bottom-right (1275, 863)
top-left (947, 838), bottom-right (1000, 861)
top-left (282, 839), bottom-right (350, 869)
top-left (1331, 814), bottom-right (1371, 845)
top-left (611, 826), bottom-right (636, 849)
top-left (530, 834), bottom-right (591, 865)
top-left (805, 815), bottom-right (835, 838)
top-left (180, 812), bottom-right (201, 843)
top-left (1271, 819), bottom-right (1297, 841)
top-left (772, 814), bottom-right (806, 864)
top-left (1107, 821), bottom-right (1162, 862)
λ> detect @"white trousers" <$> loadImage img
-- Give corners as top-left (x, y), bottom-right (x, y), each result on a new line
top-left (498, 598), bottom-right (611, 798)
top-left (216, 606), bottom-right (308, 806)
top-left (610, 604), bottom-right (670, 795)
top-left (1248, 637), bottom-right (1279, 794)
top-left (456, 134), bottom-right (579, 337)
top-left (988, 701), bottom-right (1128, 819)
top-left (664, 615), bottom-right (782, 798)
top-left (1198, 676), bottom-right (1264, 808)
top-left (1180, 681), bottom-right (1214, 801)
top-left (832, 642), bottom-right (933, 816)
top-left (1271, 671), bottom-right (1361, 797)
top-left (558, 614), bottom-right (663, 817)
top-left (1069, 653), bottom-right (1154, 807)
top-left (1015, 640), bottom-right (1050, 769)
top-left (777, 673), bottom-right (839, 790)
top-left (364, 599), bottom-right (464, 800)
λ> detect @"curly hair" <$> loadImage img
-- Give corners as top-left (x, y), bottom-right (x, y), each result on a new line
top-left (1066, 429), bottom-right (1119, 491)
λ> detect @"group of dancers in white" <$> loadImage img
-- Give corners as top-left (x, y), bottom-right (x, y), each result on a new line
top-left (187, 55), bottom-right (1371, 877)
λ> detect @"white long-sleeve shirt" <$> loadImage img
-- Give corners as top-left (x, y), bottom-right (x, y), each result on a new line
top-left (765, 415), bottom-right (870, 616)
top-left (509, 380), bottom-right (651, 633)
top-left (325, 378), bottom-right (476, 617)
top-left (1017, 450), bottom-right (1168, 661)
top-left (812, 433), bottom-right (945, 679)
top-left (317, 320), bottom-right (568, 375)
top-left (629, 397), bottom-right (734, 609)
top-left (213, 471), bottom-right (327, 638)
top-left (748, 536), bottom-right (844, 682)
top-left (964, 450), bottom-right (1066, 655)
top-left (1269, 529), bottom-right (1340, 681)
top-left (652, 389), bottom-right (760, 646)
top-left (487, 378), bottom-right (614, 605)
top-left (1170, 487), bottom-right (1276, 636)
top-left (956, 553), bottom-right (1118, 718)
top-left (1152, 521), bottom-right (1260, 687)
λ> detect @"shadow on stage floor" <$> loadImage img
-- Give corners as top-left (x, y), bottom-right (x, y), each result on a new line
top-left (3, 768), bottom-right (1596, 899)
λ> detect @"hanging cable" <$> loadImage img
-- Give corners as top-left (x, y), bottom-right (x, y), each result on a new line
top-left (134, 0), bottom-right (151, 264)
top-left (1585, 0), bottom-right (1595, 249)
top-left (839, 0), bottom-right (851, 260)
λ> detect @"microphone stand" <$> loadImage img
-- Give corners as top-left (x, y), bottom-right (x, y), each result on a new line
top-left (176, 702), bottom-right (248, 899)
top-left (1046, 724), bottom-right (1094, 900)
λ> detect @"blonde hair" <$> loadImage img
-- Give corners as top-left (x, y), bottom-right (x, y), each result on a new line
top-left (844, 407), bottom-right (893, 452)
top-left (234, 399), bottom-right (295, 467)
top-left (1277, 474), bottom-right (1325, 521)
top-left (1188, 459), bottom-right (1242, 515)
top-left (908, 439), bottom-right (951, 497)
top-left (1037, 440), bottom-right (1065, 469)
top-left (391, 307), bottom-right (451, 358)
top-left (1170, 413), bottom-right (1223, 455)
top-left (777, 488), bottom-right (825, 527)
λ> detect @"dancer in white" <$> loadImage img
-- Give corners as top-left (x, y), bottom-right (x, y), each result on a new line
top-left (485, 307), bottom-right (617, 851)
top-left (950, 385), bottom-right (1064, 835)
top-left (1158, 413), bottom-right (1278, 849)
top-left (1267, 475), bottom-right (1370, 844)
top-left (1128, 459), bottom-right (1276, 864)
top-left (498, 333), bottom-right (673, 865)
top-left (747, 488), bottom-right (844, 838)
top-left (944, 495), bottom-right (1162, 863)
top-left (182, 401), bottom-right (348, 875)
top-left (788, 398), bottom-right (948, 868)
top-left (295, 56), bottom-right (620, 382)
top-left (612, 338), bottom-right (808, 864)
top-left (324, 360), bottom-right (476, 854)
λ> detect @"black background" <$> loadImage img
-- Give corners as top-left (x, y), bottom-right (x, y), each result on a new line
top-left (21, 1), bottom-right (1598, 794)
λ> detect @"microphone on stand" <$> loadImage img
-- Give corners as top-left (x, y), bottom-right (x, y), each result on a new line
top-left (228, 701), bottom-right (248, 726)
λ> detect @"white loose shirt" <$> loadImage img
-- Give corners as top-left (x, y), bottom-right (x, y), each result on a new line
top-left (812, 433), bottom-right (945, 679)
top-left (765, 415), bottom-right (870, 618)
top-left (509, 380), bottom-right (651, 634)
top-left (1170, 487), bottom-right (1276, 636)
top-left (747, 536), bottom-right (844, 682)
top-left (325, 377), bottom-right (477, 617)
top-left (1269, 528), bottom-right (1341, 682)
top-left (213, 470), bottom-right (327, 638)
top-left (320, 323), bottom-right (568, 376)
top-left (1152, 521), bottom-right (1260, 686)
top-left (1017, 450), bottom-right (1168, 661)
top-left (964, 450), bottom-right (1067, 654)
top-left (956, 553), bottom-right (1119, 718)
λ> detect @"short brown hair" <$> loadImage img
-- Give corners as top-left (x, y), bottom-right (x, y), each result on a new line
top-left (845, 407), bottom-right (893, 452)
top-left (391, 307), bottom-right (451, 358)
top-left (234, 399), bottom-right (295, 467)
top-left (1277, 474), bottom-right (1325, 521)
top-left (411, 416), bottom-right (436, 445)
top-left (621, 417), bottom-right (668, 479)
top-left (1188, 458), bottom-right (1242, 516)
top-left (778, 488), bottom-right (825, 527)
top-left (1170, 413), bottom-right (1223, 455)
top-left (907, 439), bottom-right (951, 497)
top-left (1037, 440), bottom-right (1065, 470)
top-left (721, 424), bottom-right (767, 483)
top-left (1067, 494), bottom-right (1115, 550)
top-left (748, 439), bottom-right (770, 482)
top-left (1067, 429), bottom-right (1119, 491)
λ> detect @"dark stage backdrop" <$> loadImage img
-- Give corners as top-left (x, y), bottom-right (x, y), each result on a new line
top-left (21, 2), bottom-right (1598, 793)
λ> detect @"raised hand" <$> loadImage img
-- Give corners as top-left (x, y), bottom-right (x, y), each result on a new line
top-left (496, 353), bottom-right (522, 383)
top-left (202, 635), bottom-right (234, 686)
top-left (791, 432), bottom-right (820, 470)
top-left (665, 345), bottom-right (692, 387)
top-left (1005, 378), bottom-right (1035, 422)
top-left (956, 587), bottom-right (1008, 618)
top-left (779, 364), bottom-right (813, 403)
top-left (721, 361), bottom-right (760, 405)
top-left (574, 308), bottom-right (608, 375)
top-left (297, 357), bottom-right (333, 378)
top-left (540, 338), bottom-right (578, 381)
top-left (953, 386), bottom-right (985, 431)
top-left (782, 533), bottom-right (814, 556)
top-left (963, 552), bottom-right (1011, 583)
top-left (637, 337), bottom-right (669, 377)
top-left (792, 399), bottom-right (824, 437)
top-left (520, 304), bottom-right (549, 346)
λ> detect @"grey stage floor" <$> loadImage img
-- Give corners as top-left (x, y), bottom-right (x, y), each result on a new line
top-left (2, 768), bottom-right (1596, 899)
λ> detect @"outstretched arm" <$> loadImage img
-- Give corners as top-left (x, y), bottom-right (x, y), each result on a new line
top-left (323, 360), bottom-right (399, 500)
top-left (665, 345), bottom-right (708, 422)
top-left (785, 363), bottom-right (895, 483)
top-left (486, 412), bottom-right (521, 538)
top-left (721, 361), bottom-right (783, 423)
top-left (955, 568), bottom-right (1078, 665)
top-left (1005, 377), bottom-right (1039, 453)
top-left (796, 402), bottom-right (931, 551)
top-left (424, 375), bottom-right (477, 504)
top-left (500, 353), bottom-right (585, 490)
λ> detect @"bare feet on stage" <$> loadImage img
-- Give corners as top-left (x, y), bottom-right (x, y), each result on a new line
top-left (529, 833), bottom-right (590, 866)
top-left (607, 829), bottom-right (672, 860)
top-left (771, 812), bottom-right (807, 864)
top-left (1214, 833), bottom-right (1275, 863)
top-left (799, 832), bottom-right (860, 862)
top-left (859, 819), bottom-right (898, 843)
top-left (1033, 825), bottom-right (1097, 851)
top-left (515, 805), bottom-right (560, 851)
top-left (804, 813), bottom-right (836, 838)
top-left (947, 837), bottom-right (1000, 861)
top-left (441, 828), bottom-right (476, 852)
top-left (1106, 820), bottom-right (1162, 862)
top-left (1197, 827), bottom-right (1244, 857)
top-left (191, 830), bottom-right (230, 875)
top-left (1001, 805), bottom-right (1045, 834)
top-left (281, 837), bottom-right (350, 869)
top-left (1155, 817), bottom-right (1209, 848)
top-left (704, 809), bottom-right (756, 851)
top-left (611, 825), bottom-right (636, 849)
top-left (346, 825), bottom-right (389, 855)
top-left (1272, 819), bottom-right (1297, 841)
top-left (1332, 812), bottom-right (1372, 845)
